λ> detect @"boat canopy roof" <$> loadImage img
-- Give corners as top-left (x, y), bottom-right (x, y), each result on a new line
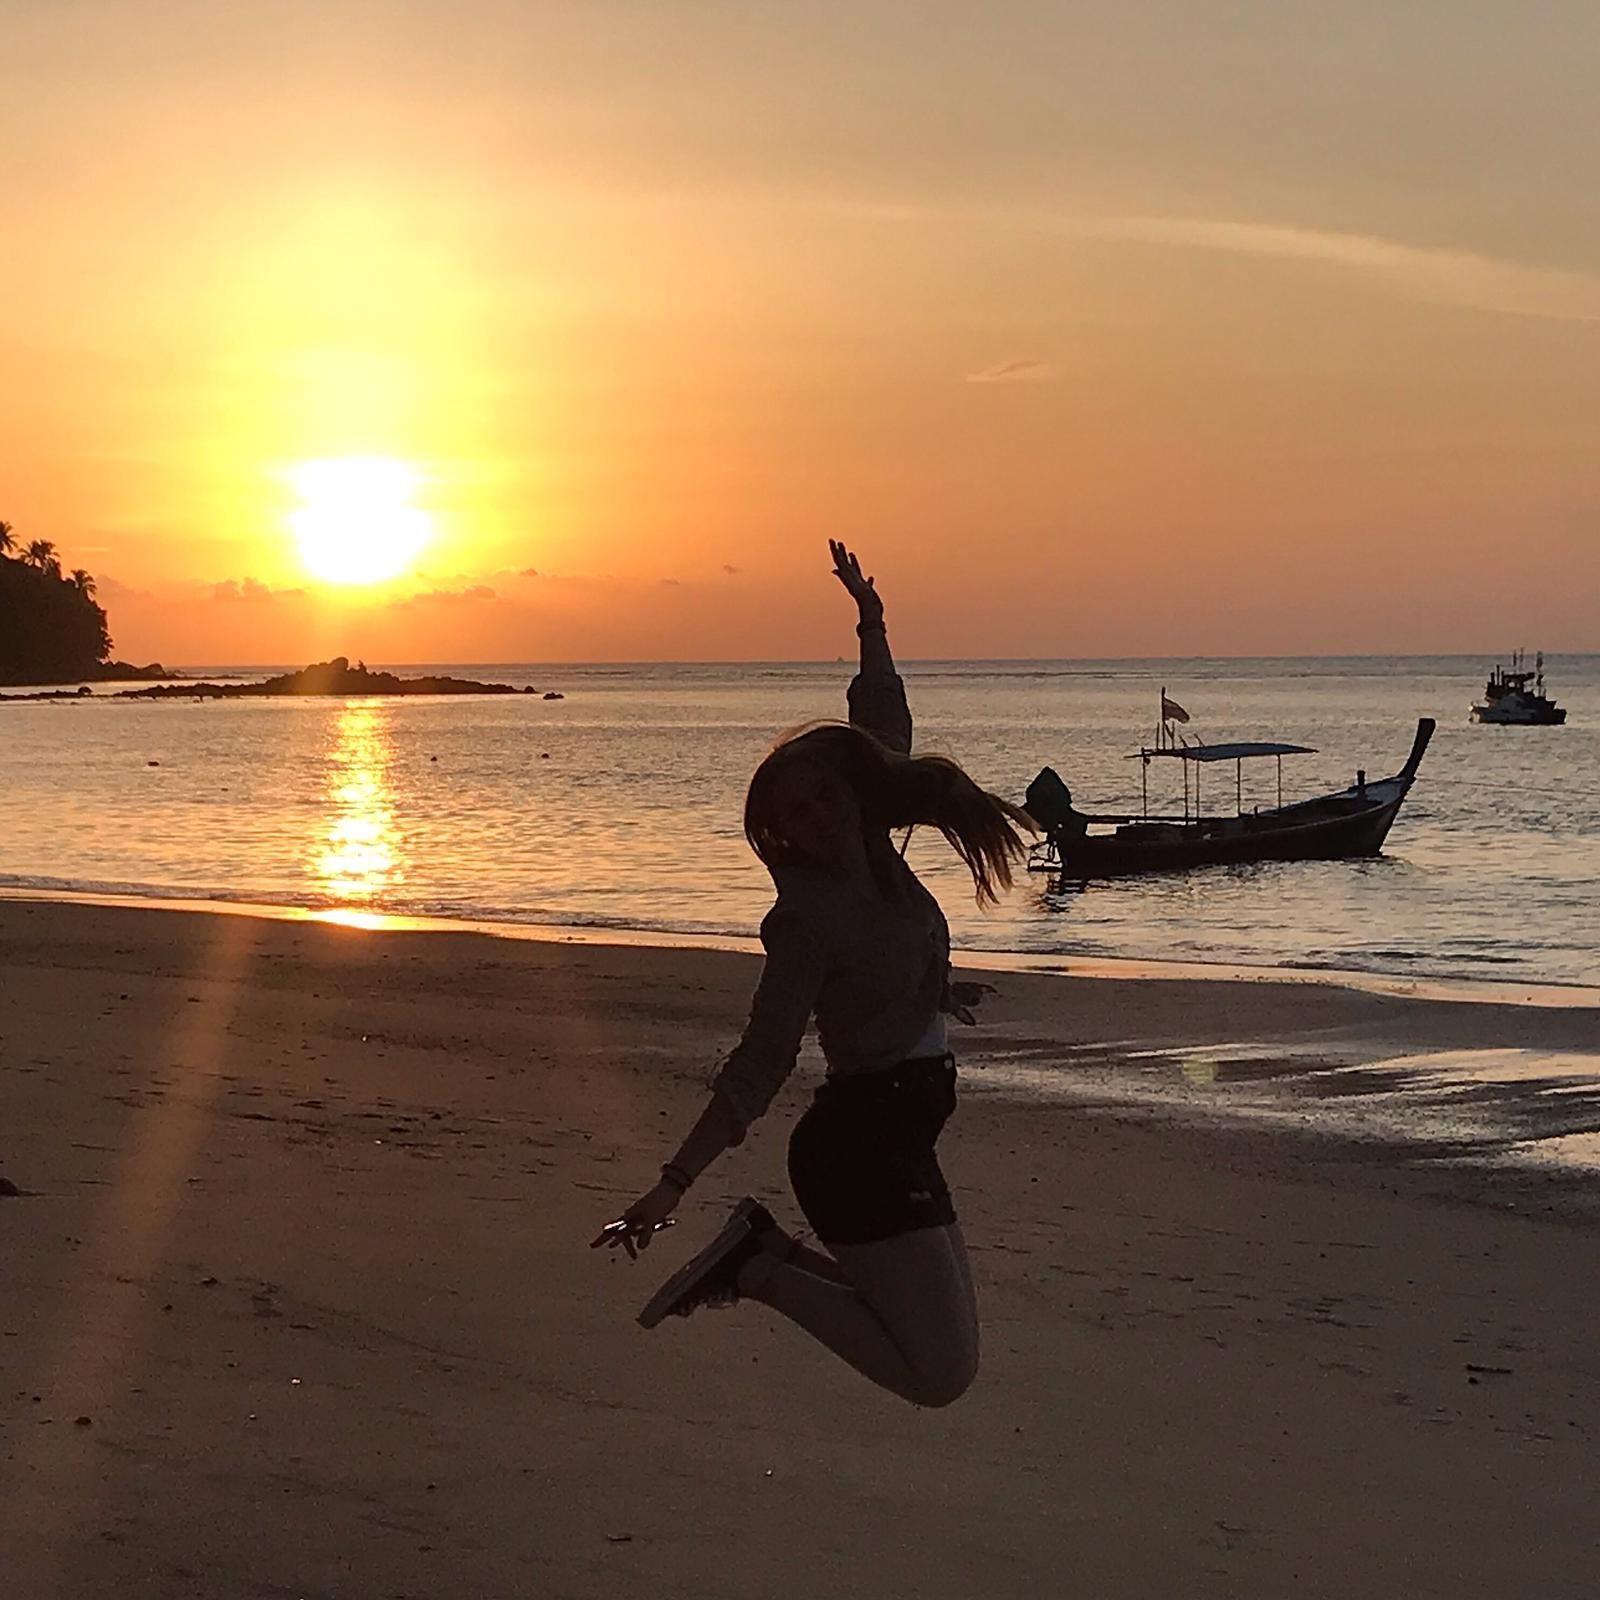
top-left (1134, 741), bottom-right (1317, 763)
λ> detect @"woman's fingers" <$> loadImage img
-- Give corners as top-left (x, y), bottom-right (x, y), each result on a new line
top-left (592, 1220), bottom-right (647, 1258)
top-left (829, 541), bottom-right (884, 619)
top-left (829, 541), bottom-right (873, 595)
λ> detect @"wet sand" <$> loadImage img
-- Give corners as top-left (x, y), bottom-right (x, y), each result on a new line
top-left (2, 897), bottom-right (1598, 1598)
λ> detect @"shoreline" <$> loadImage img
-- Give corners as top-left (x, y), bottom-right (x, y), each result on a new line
top-left (4, 893), bottom-right (1599, 1205)
top-left (4, 882), bottom-right (1597, 1011)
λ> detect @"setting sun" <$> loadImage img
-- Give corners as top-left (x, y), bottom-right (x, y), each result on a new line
top-left (286, 456), bottom-right (433, 586)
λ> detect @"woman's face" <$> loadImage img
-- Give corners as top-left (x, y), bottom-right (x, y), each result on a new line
top-left (768, 755), bottom-right (862, 863)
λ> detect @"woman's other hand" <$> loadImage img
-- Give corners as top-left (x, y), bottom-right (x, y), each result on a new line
top-left (829, 539), bottom-right (884, 625)
top-left (590, 1180), bottom-right (682, 1259)
top-left (945, 979), bottom-right (997, 1025)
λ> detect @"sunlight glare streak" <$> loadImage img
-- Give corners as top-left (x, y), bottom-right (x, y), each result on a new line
top-left (314, 702), bottom-right (404, 904)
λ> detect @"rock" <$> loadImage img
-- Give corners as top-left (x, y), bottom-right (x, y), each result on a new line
top-left (119, 657), bottom-right (525, 700)
top-left (96, 660), bottom-right (179, 682)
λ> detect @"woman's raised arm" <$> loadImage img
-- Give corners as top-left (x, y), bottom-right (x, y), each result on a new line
top-left (830, 540), bottom-right (912, 754)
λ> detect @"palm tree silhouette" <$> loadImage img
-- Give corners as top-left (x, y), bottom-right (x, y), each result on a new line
top-left (24, 538), bottom-right (60, 575)
top-left (0, 521), bottom-right (14, 557)
top-left (70, 568), bottom-right (98, 596)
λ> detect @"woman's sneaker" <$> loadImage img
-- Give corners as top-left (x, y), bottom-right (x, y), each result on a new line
top-left (636, 1198), bottom-right (776, 1328)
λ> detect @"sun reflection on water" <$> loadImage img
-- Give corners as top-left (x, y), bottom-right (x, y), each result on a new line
top-left (314, 701), bottom-right (404, 903)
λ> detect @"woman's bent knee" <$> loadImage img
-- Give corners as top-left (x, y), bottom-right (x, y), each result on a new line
top-left (905, 1351), bottom-right (978, 1409)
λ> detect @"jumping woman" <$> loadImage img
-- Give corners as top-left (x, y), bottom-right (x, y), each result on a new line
top-left (593, 541), bottom-right (1031, 1407)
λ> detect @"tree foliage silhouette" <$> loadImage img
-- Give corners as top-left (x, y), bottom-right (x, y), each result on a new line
top-left (23, 538), bottom-right (60, 574)
top-left (1, 525), bottom-right (114, 684)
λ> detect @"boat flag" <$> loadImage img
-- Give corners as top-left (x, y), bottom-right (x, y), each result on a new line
top-left (1161, 692), bottom-right (1190, 724)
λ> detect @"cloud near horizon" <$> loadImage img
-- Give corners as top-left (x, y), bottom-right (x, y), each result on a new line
top-left (390, 584), bottom-right (498, 608)
top-left (91, 562), bottom-right (846, 666)
top-left (209, 577), bottom-right (308, 603)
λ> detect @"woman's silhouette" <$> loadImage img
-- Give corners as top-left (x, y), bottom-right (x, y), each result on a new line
top-left (595, 541), bottom-right (1030, 1406)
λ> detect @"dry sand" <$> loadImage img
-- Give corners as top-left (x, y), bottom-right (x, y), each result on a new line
top-left (2, 897), bottom-right (1598, 1598)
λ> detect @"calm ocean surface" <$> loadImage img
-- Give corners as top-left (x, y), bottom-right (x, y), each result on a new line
top-left (2, 656), bottom-right (1597, 989)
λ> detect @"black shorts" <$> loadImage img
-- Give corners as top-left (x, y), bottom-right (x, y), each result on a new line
top-left (787, 1055), bottom-right (959, 1246)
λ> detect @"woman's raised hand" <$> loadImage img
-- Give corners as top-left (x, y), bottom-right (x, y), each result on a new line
top-left (829, 539), bottom-right (884, 624)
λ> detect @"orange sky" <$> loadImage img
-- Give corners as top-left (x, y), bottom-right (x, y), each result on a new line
top-left (4, 2), bottom-right (1598, 664)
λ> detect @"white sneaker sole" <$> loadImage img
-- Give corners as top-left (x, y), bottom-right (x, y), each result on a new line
top-left (636, 1198), bottom-right (761, 1330)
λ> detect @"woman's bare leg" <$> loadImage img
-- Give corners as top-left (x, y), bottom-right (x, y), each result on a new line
top-left (834, 1223), bottom-right (978, 1390)
top-left (947, 1223), bottom-right (977, 1318)
top-left (762, 1230), bottom-right (849, 1286)
top-left (739, 1223), bottom-right (978, 1406)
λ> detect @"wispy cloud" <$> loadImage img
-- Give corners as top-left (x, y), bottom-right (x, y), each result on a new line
top-left (848, 195), bottom-right (1600, 327)
top-left (966, 358), bottom-right (1059, 384)
top-left (1074, 216), bottom-right (1600, 326)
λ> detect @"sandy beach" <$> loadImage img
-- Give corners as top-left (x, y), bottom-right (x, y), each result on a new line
top-left (3, 896), bottom-right (1598, 1598)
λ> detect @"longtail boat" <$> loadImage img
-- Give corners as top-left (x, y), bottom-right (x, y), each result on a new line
top-left (1025, 695), bottom-right (1435, 879)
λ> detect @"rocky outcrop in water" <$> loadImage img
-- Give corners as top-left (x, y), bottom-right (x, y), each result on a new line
top-left (118, 657), bottom-right (539, 699)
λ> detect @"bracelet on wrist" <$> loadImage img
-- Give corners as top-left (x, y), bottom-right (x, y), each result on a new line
top-left (856, 619), bottom-right (886, 636)
top-left (660, 1162), bottom-right (693, 1193)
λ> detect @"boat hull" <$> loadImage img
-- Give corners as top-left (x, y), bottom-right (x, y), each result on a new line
top-left (1471, 702), bottom-right (1566, 725)
top-left (1039, 793), bottom-right (1405, 878)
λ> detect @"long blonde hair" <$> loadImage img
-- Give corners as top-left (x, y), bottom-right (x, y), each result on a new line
top-left (744, 722), bottom-right (1033, 905)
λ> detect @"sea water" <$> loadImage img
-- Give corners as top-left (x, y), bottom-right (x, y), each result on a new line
top-left (3, 655), bottom-right (1596, 988)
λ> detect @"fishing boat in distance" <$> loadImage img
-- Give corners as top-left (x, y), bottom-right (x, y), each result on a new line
top-left (1470, 650), bottom-right (1566, 725)
top-left (1024, 692), bottom-right (1435, 879)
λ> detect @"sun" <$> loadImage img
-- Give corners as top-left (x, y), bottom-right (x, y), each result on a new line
top-left (286, 456), bottom-right (433, 585)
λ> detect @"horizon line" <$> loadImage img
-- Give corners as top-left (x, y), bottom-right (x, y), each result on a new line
top-left (161, 648), bottom-right (1600, 672)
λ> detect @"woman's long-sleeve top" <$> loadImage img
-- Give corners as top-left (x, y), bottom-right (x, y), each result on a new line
top-left (710, 654), bottom-right (951, 1132)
